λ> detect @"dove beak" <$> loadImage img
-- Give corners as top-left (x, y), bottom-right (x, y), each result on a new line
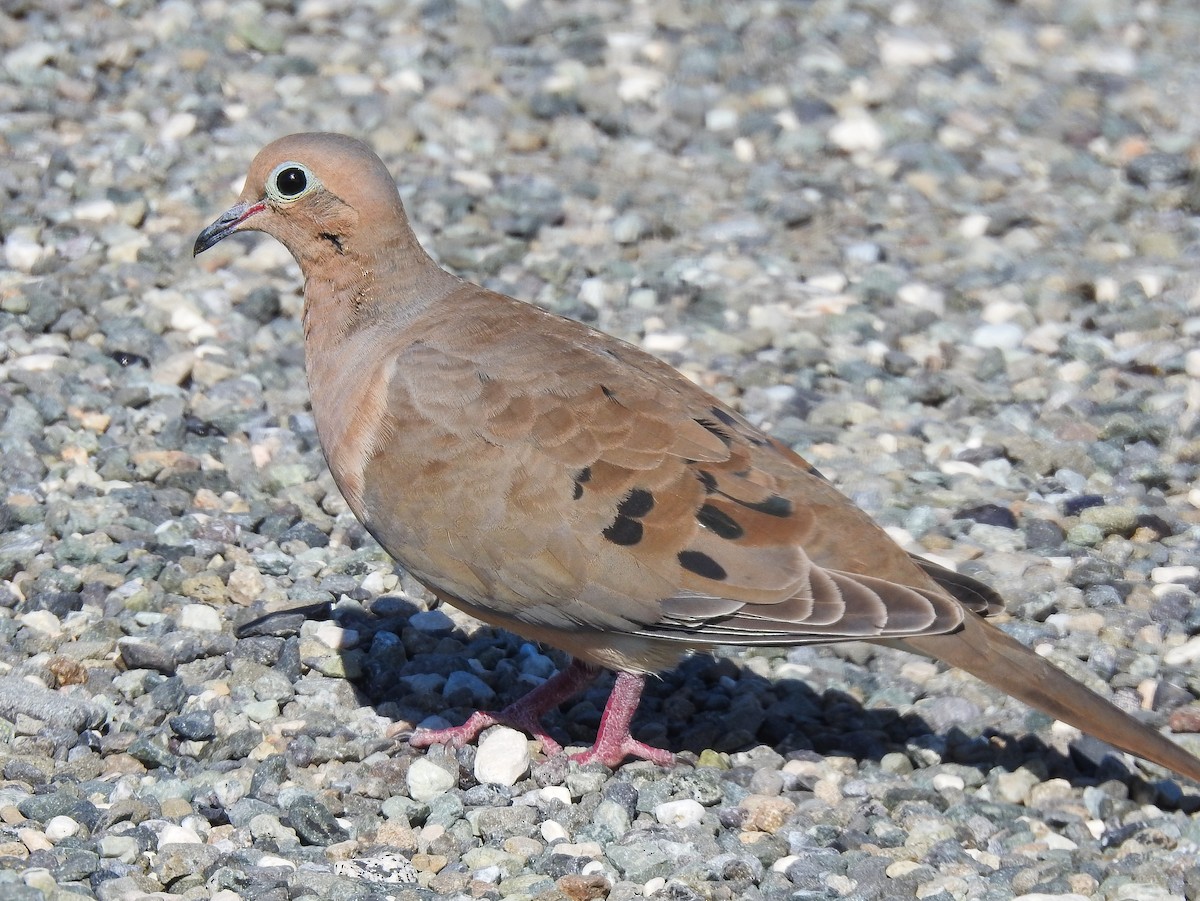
top-left (193, 200), bottom-right (265, 256)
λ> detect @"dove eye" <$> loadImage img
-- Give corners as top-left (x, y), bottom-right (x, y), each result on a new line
top-left (266, 162), bottom-right (317, 202)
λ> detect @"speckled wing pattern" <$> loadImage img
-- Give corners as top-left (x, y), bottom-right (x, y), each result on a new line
top-left (353, 285), bottom-right (984, 670)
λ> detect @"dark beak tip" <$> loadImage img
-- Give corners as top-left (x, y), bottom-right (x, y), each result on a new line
top-left (193, 201), bottom-right (255, 258)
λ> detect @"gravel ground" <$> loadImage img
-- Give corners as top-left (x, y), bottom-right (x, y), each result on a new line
top-left (4, 1), bottom-right (1200, 899)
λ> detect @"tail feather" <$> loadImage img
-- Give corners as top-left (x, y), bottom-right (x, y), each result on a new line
top-left (902, 613), bottom-right (1200, 783)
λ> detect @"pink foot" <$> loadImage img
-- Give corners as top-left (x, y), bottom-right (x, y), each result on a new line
top-left (409, 658), bottom-right (601, 756)
top-left (569, 671), bottom-right (675, 768)
top-left (408, 661), bottom-right (674, 768)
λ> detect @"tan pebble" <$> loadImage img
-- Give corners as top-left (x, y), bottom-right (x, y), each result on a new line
top-left (739, 795), bottom-right (796, 833)
top-left (411, 852), bottom-right (447, 873)
top-left (1, 806), bottom-right (25, 825)
top-left (46, 656), bottom-right (89, 687)
top-left (557, 873), bottom-right (611, 901)
top-left (19, 828), bottom-right (53, 852)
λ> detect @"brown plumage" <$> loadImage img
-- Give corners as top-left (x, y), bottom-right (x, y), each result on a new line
top-left (195, 132), bottom-right (1200, 779)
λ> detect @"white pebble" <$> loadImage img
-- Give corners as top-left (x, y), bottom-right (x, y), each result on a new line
top-left (624, 289), bottom-right (655, 313)
top-left (931, 773), bottom-right (965, 792)
top-left (879, 34), bottom-right (951, 68)
top-left (19, 610), bottom-right (62, 636)
top-left (970, 321), bottom-right (1024, 349)
top-left (44, 816), bottom-right (81, 843)
top-left (828, 111), bottom-right (884, 153)
top-left (643, 877), bottom-right (667, 896)
top-left (359, 570), bottom-right (397, 595)
top-left (959, 213), bottom-right (990, 238)
top-left (5, 40), bottom-right (56, 73)
top-left (73, 198), bottom-right (117, 222)
top-left (540, 819), bottom-right (569, 842)
top-left (160, 111), bottom-right (197, 141)
top-left (314, 621), bottom-right (360, 649)
top-left (157, 823), bottom-right (203, 848)
top-left (642, 332), bottom-right (687, 353)
top-left (178, 603), bottom-right (222, 632)
top-left (578, 277), bottom-right (608, 308)
top-left (5, 228), bottom-right (47, 272)
top-left (896, 282), bottom-right (945, 314)
top-left (1150, 565), bottom-right (1198, 584)
top-left (407, 757), bottom-right (456, 802)
top-left (808, 271), bottom-right (849, 294)
top-left (705, 107), bottom-right (738, 132)
top-left (473, 727), bottom-right (531, 786)
top-left (539, 785), bottom-right (572, 807)
top-left (256, 854), bottom-right (296, 869)
top-left (1163, 636), bottom-right (1200, 667)
top-left (653, 798), bottom-right (705, 828)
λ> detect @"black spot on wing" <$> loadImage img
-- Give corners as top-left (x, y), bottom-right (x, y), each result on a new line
top-left (572, 482), bottom-right (583, 500)
top-left (697, 504), bottom-right (744, 540)
top-left (601, 385), bottom-right (616, 399)
top-left (617, 488), bottom-right (655, 519)
top-left (735, 494), bottom-right (793, 518)
top-left (678, 549), bottom-right (727, 581)
top-left (604, 516), bottom-right (644, 546)
top-left (695, 470), bottom-right (718, 493)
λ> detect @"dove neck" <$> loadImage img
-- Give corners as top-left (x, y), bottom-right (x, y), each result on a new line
top-left (300, 222), bottom-right (459, 346)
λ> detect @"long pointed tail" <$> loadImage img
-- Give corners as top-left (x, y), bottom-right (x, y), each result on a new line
top-left (902, 613), bottom-right (1200, 783)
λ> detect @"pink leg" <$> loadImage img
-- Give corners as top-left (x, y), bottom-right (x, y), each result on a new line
top-left (570, 671), bottom-right (675, 767)
top-left (408, 658), bottom-right (601, 755)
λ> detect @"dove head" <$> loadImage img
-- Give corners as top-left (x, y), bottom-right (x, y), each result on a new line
top-left (194, 132), bottom-right (417, 269)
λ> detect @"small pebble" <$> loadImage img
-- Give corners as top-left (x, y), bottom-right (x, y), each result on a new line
top-left (653, 799), bottom-right (704, 828)
top-left (473, 727), bottom-right (531, 786)
top-left (43, 815), bottom-right (80, 843)
top-left (407, 758), bottom-right (457, 803)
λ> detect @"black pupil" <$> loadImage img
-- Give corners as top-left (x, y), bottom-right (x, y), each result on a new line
top-left (277, 167), bottom-right (307, 196)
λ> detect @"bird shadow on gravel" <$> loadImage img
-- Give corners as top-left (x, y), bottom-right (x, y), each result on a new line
top-left (237, 595), bottom-right (1200, 812)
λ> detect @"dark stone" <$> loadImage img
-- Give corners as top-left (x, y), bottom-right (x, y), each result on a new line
top-left (278, 521), bottom-right (329, 549)
top-left (150, 676), bottom-right (189, 713)
top-left (1061, 494), bottom-right (1105, 516)
top-left (1024, 518), bottom-right (1065, 549)
top-left (1126, 151), bottom-right (1191, 187)
top-left (953, 503), bottom-right (1017, 529)
top-left (287, 795), bottom-right (349, 846)
top-left (127, 735), bottom-right (177, 769)
top-left (169, 710), bottom-right (216, 741)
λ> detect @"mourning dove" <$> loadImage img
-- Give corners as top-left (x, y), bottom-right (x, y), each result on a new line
top-left (195, 132), bottom-right (1200, 780)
